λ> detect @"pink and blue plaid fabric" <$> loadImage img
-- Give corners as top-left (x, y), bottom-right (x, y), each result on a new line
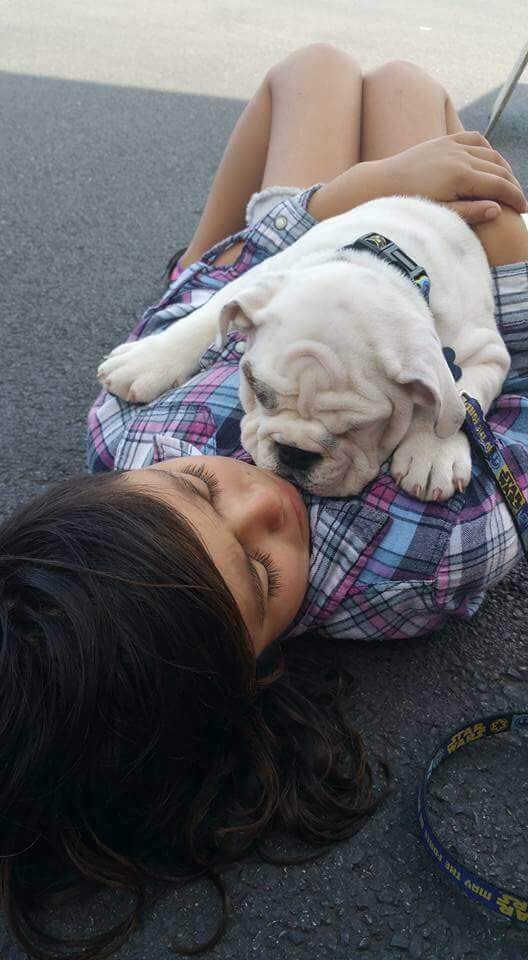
top-left (86, 185), bottom-right (528, 642)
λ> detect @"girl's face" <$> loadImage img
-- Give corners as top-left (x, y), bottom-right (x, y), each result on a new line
top-left (124, 456), bottom-right (311, 655)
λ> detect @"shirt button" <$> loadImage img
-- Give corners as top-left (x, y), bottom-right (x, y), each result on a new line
top-left (235, 340), bottom-right (246, 354)
top-left (274, 214), bottom-right (288, 230)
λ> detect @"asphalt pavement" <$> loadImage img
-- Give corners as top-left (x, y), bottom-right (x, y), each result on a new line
top-left (1, 2), bottom-right (527, 958)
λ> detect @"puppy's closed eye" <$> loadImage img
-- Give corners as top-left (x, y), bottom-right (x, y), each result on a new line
top-left (242, 361), bottom-right (278, 411)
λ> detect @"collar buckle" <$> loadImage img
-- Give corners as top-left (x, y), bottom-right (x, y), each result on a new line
top-left (340, 232), bottom-right (431, 304)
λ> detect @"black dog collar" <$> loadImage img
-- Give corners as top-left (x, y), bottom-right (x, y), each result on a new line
top-left (340, 232), bottom-right (431, 304)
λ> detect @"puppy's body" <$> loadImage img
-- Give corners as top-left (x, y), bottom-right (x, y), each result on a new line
top-left (98, 196), bottom-right (510, 499)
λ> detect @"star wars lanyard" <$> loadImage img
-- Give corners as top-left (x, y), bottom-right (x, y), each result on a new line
top-left (341, 235), bottom-right (528, 919)
top-left (418, 713), bottom-right (528, 923)
top-left (458, 391), bottom-right (528, 557)
top-left (341, 232), bottom-right (528, 560)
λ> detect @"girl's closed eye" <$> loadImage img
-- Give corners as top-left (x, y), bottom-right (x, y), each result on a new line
top-left (248, 550), bottom-right (282, 597)
top-left (180, 463), bottom-right (283, 598)
top-left (181, 462), bottom-right (221, 504)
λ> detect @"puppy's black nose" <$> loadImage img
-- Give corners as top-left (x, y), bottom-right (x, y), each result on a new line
top-left (276, 442), bottom-right (321, 472)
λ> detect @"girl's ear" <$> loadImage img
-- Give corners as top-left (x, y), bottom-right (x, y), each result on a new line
top-left (217, 273), bottom-right (287, 345)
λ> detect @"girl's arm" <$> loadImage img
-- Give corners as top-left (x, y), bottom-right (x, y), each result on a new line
top-left (212, 163), bottom-right (385, 267)
top-left (309, 151), bottom-right (528, 269)
top-left (307, 131), bottom-right (527, 223)
top-left (213, 131), bottom-right (526, 269)
top-left (472, 206), bottom-right (528, 267)
top-left (305, 159), bottom-right (391, 222)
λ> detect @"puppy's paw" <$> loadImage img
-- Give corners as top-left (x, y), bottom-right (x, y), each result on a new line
top-left (96, 333), bottom-right (198, 403)
top-left (391, 430), bottom-right (472, 501)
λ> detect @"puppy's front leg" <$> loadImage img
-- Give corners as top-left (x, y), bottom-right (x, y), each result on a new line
top-left (96, 255), bottom-right (283, 403)
top-left (390, 407), bottom-right (472, 501)
top-left (390, 333), bottom-right (510, 501)
top-left (96, 303), bottom-right (222, 403)
top-left (455, 357), bottom-right (510, 418)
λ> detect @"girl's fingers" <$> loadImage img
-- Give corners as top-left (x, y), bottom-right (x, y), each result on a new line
top-left (457, 167), bottom-right (528, 212)
top-left (450, 130), bottom-right (493, 149)
top-left (463, 144), bottom-right (514, 174)
top-left (448, 131), bottom-right (515, 178)
top-left (444, 200), bottom-right (501, 225)
top-left (471, 157), bottom-right (527, 203)
top-left (470, 156), bottom-right (525, 199)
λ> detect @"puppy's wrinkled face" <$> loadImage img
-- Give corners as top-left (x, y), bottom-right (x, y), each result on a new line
top-left (239, 353), bottom-right (402, 496)
top-left (219, 259), bottom-right (465, 496)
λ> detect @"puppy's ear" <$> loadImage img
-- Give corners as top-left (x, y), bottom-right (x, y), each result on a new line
top-left (217, 273), bottom-right (286, 346)
top-left (386, 332), bottom-right (466, 439)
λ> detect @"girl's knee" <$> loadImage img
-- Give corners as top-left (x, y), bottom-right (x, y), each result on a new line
top-left (364, 59), bottom-right (445, 98)
top-left (268, 42), bottom-right (361, 87)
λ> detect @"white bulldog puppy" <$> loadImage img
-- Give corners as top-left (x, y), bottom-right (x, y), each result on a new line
top-left (97, 196), bottom-right (510, 500)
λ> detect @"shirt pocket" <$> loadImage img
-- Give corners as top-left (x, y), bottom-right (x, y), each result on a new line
top-left (326, 499), bottom-right (391, 575)
top-left (310, 499), bottom-right (391, 610)
top-left (357, 472), bottom-right (468, 585)
top-left (113, 402), bottom-right (218, 470)
top-left (285, 497), bottom-right (391, 638)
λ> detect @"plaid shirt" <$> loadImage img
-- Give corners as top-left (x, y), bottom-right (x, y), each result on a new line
top-left (86, 186), bottom-right (528, 641)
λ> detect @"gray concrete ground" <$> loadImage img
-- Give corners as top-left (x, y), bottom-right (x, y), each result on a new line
top-left (1, 1), bottom-right (528, 958)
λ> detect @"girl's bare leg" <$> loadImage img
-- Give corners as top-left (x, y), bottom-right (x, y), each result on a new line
top-left (178, 77), bottom-right (272, 269)
top-left (180, 43), bottom-right (363, 269)
top-left (360, 60), bottom-right (528, 266)
top-left (359, 59), bottom-right (454, 161)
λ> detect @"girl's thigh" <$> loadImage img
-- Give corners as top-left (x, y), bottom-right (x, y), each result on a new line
top-left (359, 59), bottom-right (460, 161)
top-left (183, 43), bottom-right (364, 269)
top-left (260, 43), bottom-right (363, 188)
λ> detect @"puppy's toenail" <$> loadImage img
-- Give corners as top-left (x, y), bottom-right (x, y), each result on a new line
top-left (432, 488), bottom-right (443, 501)
top-left (412, 484), bottom-right (422, 498)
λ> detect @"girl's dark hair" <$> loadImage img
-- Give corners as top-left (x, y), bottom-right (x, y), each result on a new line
top-left (0, 470), bottom-right (388, 959)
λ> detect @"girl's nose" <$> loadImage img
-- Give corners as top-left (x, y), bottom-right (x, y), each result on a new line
top-left (230, 480), bottom-right (285, 540)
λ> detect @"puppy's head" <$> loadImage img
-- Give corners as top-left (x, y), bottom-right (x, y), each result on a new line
top-left (219, 259), bottom-right (465, 496)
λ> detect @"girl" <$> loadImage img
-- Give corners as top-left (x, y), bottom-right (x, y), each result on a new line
top-left (1, 44), bottom-right (528, 960)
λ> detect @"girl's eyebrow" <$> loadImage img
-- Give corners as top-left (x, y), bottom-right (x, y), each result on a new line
top-left (154, 469), bottom-right (267, 627)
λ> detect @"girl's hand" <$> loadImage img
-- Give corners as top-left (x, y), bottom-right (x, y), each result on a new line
top-left (384, 132), bottom-right (527, 225)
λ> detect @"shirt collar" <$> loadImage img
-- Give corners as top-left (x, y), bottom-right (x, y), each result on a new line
top-left (152, 434), bottom-right (212, 463)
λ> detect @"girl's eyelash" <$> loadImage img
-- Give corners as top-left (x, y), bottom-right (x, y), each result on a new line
top-left (180, 463), bottom-right (282, 597)
top-left (251, 550), bottom-right (282, 597)
top-left (181, 462), bottom-right (221, 504)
